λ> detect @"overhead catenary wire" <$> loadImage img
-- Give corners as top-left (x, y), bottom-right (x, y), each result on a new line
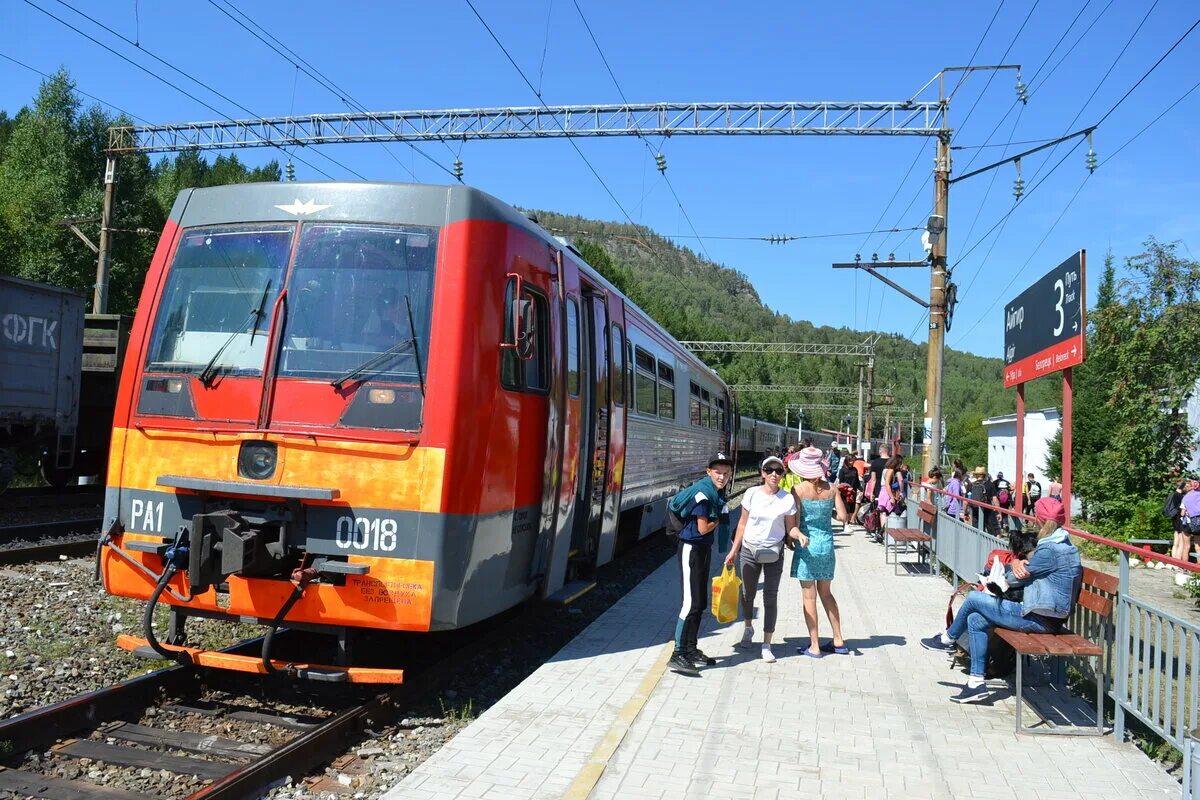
top-left (463, 0), bottom-right (648, 247)
top-left (205, 0), bottom-right (458, 182)
top-left (47, 0), bottom-right (370, 181)
top-left (569, 0), bottom-right (713, 262)
top-left (550, 225), bottom-right (924, 243)
top-left (0, 50), bottom-right (152, 125)
top-left (23, 0), bottom-right (344, 180)
top-left (949, 15), bottom-right (1200, 341)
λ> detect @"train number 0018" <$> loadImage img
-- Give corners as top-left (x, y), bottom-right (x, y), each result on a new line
top-left (334, 516), bottom-right (398, 551)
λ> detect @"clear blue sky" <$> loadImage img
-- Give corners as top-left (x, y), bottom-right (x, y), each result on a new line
top-left (4, 0), bottom-right (1198, 358)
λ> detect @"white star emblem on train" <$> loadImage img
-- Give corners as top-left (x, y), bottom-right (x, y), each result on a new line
top-left (274, 198), bottom-right (332, 215)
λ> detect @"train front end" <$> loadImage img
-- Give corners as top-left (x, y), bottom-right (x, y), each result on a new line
top-left (99, 182), bottom-right (534, 681)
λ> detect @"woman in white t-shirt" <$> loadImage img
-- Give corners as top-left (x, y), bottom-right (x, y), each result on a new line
top-left (725, 455), bottom-right (800, 663)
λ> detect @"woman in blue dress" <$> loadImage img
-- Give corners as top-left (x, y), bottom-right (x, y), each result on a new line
top-left (788, 446), bottom-right (851, 657)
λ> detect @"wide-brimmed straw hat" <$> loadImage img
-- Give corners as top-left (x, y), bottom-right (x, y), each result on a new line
top-left (788, 446), bottom-right (827, 479)
top-left (972, 466), bottom-right (987, 478)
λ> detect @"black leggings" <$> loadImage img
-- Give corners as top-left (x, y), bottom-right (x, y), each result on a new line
top-left (674, 540), bottom-right (711, 653)
top-left (740, 550), bottom-right (783, 633)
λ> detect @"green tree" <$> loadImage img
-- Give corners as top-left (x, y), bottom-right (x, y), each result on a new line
top-left (1075, 240), bottom-right (1200, 537)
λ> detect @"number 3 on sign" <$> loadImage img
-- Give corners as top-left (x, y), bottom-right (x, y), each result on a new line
top-left (1052, 279), bottom-right (1065, 336)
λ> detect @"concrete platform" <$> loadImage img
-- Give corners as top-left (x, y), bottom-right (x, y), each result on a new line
top-left (384, 523), bottom-right (1182, 800)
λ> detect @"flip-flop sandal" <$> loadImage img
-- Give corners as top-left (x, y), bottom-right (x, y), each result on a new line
top-left (799, 648), bottom-right (824, 659)
top-left (820, 642), bottom-right (850, 655)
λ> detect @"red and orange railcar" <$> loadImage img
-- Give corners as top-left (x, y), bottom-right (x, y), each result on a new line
top-left (98, 182), bottom-right (732, 680)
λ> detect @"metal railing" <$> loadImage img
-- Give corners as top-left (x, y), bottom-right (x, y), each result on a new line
top-left (918, 485), bottom-right (1200, 771)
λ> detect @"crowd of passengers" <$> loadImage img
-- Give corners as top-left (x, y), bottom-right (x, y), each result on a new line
top-left (667, 445), bottom-right (1085, 704)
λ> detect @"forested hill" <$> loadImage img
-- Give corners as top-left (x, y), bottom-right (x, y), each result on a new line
top-left (529, 210), bottom-right (1058, 461)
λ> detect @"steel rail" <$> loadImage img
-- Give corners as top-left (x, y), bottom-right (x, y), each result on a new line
top-left (0, 517), bottom-right (103, 543)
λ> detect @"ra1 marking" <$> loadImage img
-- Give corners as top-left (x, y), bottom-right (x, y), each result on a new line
top-left (335, 515), bottom-right (398, 552)
top-left (130, 499), bottom-right (164, 533)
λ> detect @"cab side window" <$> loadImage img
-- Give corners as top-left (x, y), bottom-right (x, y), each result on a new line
top-left (501, 278), bottom-right (549, 393)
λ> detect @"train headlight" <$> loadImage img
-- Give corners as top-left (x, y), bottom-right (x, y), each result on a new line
top-left (238, 441), bottom-right (277, 481)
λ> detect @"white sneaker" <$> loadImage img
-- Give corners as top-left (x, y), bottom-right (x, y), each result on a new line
top-left (761, 644), bottom-right (776, 663)
top-left (735, 626), bottom-right (754, 649)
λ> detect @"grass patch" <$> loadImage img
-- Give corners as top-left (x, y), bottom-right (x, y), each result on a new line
top-left (439, 697), bottom-right (476, 723)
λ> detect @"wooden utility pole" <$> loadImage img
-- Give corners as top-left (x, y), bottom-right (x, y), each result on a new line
top-left (923, 130), bottom-right (949, 475)
top-left (93, 157), bottom-right (117, 314)
top-left (863, 354), bottom-right (875, 448)
top-left (855, 363), bottom-right (865, 452)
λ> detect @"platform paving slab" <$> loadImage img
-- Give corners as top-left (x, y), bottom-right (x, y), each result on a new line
top-left (384, 521), bottom-right (1182, 800)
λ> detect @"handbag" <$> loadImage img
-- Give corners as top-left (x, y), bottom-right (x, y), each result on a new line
top-left (711, 564), bottom-right (741, 624)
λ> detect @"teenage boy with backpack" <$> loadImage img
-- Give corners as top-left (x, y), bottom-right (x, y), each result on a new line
top-left (665, 454), bottom-right (733, 677)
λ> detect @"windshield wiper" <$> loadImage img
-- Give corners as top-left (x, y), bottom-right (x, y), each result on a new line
top-left (197, 280), bottom-right (272, 387)
top-left (404, 295), bottom-right (426, 400)
top-left (330, 338), bottom-right (415, 390)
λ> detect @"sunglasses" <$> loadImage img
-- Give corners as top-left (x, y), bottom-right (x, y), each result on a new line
top-left (762, 467), bottom-right (785, 475)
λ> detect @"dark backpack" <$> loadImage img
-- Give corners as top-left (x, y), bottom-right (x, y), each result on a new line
top-left (665, 507), bottom-right (687, 537)
top-left (997, 486), bottom-right (1011, 506)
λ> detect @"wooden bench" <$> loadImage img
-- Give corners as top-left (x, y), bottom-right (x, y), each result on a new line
top-left (994, 566), bottom-right (1117, 735)
top-left (884, 503), bottom-right (934, 576)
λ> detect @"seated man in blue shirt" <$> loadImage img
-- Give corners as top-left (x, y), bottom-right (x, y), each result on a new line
top-left (921, 497), bottom-right (1081, 703)
top-left (666, 454), bottom-right (732, 677)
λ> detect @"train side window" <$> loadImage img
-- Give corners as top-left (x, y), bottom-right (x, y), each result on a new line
top-left (565, 299), bottom-right (580, 397)
top-left (634, 347), bottom-right (656, 415)
top-left (716, 397), bottom-right (726, 431)
top-left (689, 382), bottom-right (701, 427)
top-left (501, 279), bottom-right (549, 394)
top-left (657, 361), bottom-right (675, 419)
top-left (611, 324), bottom-right (624, 406)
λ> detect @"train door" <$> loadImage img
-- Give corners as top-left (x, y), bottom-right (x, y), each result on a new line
top-left (539, 256), bottom-right (581, 600)
top-left (567, 288), bottom-right (609, 575)
top-left (595, 299), bottom-right (626, 567)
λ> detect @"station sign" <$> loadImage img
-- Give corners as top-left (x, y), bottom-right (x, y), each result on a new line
top-left (1002, 251), bottom-right (1086, 388)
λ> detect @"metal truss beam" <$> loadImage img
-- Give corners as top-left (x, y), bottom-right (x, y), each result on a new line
top-left (729, 385), bottom-right (889, 399)
top-left (779, 402), bottom-right (917, 413)
top-left (107, 101), bottom-right (947, 154)
top-left (682, 341), bottom-right (876, 357)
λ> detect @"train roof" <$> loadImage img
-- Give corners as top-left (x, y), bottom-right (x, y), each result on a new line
top-left (169, 181), bottom-right (727, 394)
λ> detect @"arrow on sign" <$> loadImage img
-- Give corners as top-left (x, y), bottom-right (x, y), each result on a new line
top-left (1071, 345), bottom-right (1078, 357)
top-left (1073, 321), bottom-right (1078, 332)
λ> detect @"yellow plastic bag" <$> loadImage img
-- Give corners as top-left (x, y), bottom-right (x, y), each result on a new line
top-left (711, 564), bottom-right (741, 624)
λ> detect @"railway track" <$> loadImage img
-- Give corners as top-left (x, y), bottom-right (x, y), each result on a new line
top-left (2, 486), bottom-right (104, 512)
top-left (0, 606), bottom-right (520, 799)
top-left (0, 518), bottom-right (103, 565)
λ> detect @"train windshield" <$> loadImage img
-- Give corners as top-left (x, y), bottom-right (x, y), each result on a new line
top-left (277, 223), bottom-right (438, 384)
top-left (145, 225), bottom-right (293, 376)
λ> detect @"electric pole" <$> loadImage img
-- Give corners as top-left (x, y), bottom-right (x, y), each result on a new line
top-left (924, 130), bottom-right (949, 476)
top-left (93, 157), bottom-right (117, 314)
top-left (855, 363), bottom-right (865, 452)
top-left (863, 354), bottom-right (875, 448)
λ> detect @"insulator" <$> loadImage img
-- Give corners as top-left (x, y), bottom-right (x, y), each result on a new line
top-left (1015, 79), bottom-right (1029, 104)
top-left (1013, 177), bottom-right (1025, 200)
top-left (871, 253), bottom-right (878, 263)
top-left (285, 161), bottom-right (295, 182)
top-left (1085, 131), bottom-right (1097, 173)
top-left (452, 159), bottom-right (464, 180)
top-left (654, 153), bottom-right (667, 173)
